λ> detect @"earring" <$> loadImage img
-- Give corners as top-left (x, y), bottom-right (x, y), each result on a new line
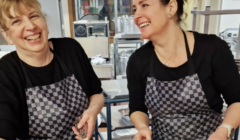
top-left (168, 14), bottom-right (172, 18)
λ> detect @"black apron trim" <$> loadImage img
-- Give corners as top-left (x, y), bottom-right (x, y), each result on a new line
top-left (49, 48), bottom-right (71, 76)
top-left (183, 31), bottom-right (195, 75)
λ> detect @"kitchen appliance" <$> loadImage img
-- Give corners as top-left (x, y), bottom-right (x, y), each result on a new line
top-left (73, 20), bottom-right (110, 58)
top-left (219, 28), bottom-right (240, 70)
top-left (73, 20), bottom-right (113, 79)
top-left (219, 28), bottom-right (239, 51)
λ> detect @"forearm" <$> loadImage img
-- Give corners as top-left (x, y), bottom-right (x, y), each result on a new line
top-left (88, 93), bottom-right (104, 116)
top-left (130, 111), bottom-right (150, 130)
top-left (0, 138), bottom-right (6, 140)
top-left (216, 103), bottom-right (240, 135)
top-left (222, 103), bottom-right (240, 128)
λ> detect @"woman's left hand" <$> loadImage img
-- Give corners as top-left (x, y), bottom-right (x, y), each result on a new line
top-left (72, 106), bottom-right (98, 140)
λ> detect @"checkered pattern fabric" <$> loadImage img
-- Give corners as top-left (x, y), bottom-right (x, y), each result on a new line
top-left (26, 74), bottom-right (89, 140)
top-left (145, 74), bottom-right (222, 140)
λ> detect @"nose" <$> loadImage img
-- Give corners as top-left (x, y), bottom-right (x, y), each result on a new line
top-left (24, 18), bottom-right (36, 30)
top-left (133, 9), bottom-right (142, 23)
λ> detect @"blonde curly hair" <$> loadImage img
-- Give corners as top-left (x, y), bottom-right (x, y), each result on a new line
top-left (0, 0), bottom-right (44, 31)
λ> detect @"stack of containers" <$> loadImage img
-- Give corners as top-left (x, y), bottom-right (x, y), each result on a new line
top-left (117, 15), bottom-right (140, 34)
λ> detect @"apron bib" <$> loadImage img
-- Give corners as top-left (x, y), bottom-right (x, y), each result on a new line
top-left (145, 31), bottom-right (222, 140)
top-left (19, 49), bottom-right (89, 140)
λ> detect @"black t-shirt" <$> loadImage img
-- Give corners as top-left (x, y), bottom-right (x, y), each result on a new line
top-left (127, 31), bottom-right (240, 116)
top-left (0, 38), bottom-right (102, 140)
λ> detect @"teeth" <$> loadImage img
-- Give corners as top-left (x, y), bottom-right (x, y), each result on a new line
top-left (140, 22), bottom-right (150, 28)
top-left (26, 34), bottom-right (40, 41)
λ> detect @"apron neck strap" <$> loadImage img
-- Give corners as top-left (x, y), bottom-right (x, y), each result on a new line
top-left (49, 48), bottom-right (71, 76)
top-left (149, 30), bottom-right (195, 77)
top-left (182, 31), bottom-right (195, 75)
top-left (19, 58), bottom-right (33, 89)
top-left (19, 47), bottom-right (72, 88)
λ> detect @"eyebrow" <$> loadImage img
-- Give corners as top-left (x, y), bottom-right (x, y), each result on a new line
top-left (9, 11), bottom-right (38, 20)
top-left (132, 0), bottom-right (148, 8)
top-left (9, 16), bottom-right (20, 20)
top-left (29, 11), bottom-right (39, 16)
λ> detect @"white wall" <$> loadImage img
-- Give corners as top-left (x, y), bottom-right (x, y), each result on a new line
top-left (182, 0), bottom-right (194, 30)
top-left (40, 0), bottom-right (71, 38)
top-left (208, 0), bottom-right (222, 34)
top-left (61, 0), bottom-right (71, 37)
top-left (39, 0), bottom-right (63, 38)
top-left (192, 0), bottom-right (206, 33)
top-left (219, 0), bottom-right (240, 32)
top-left (191, 0), bottom-right (222, 34)
top-left (0, 35), bottom-right (7, 45)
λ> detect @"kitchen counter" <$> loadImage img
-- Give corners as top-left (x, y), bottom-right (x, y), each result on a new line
top-left (101, 79), bottom-right (128, 99)
top-left (101, 79), bottom-right (130, 140)
top-left (101, 105), bottom-right (133, 130)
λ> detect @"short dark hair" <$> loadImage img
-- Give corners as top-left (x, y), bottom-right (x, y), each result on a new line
top-left (160, 0), bottom-right (187, 23)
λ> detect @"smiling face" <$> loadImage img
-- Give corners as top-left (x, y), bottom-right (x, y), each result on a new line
top-left (0, 3), bottom-right (49, 55)
top-left (132, 0), bottom-right (172, 39)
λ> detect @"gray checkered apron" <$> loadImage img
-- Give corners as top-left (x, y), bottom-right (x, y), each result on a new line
top-left (19, 49), bottom-right (89, 140)
top-left (145, 31), bottom-right (222, 140)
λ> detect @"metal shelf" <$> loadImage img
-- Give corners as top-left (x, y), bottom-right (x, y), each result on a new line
top-left (191, 9), bottom-right (240, 15)
top-left (191, 6), bottom-right (240, 51)
top-left (114, 34), bottom-right (141, 39)
top-left (113, 0), bottom-right (143, 79)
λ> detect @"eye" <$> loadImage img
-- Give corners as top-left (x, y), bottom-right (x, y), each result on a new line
top-left (132, 8), bottom-right (136, 14)
top-left (30, 14), bottom-right (40, 19)
top-left (142, 4), bottom-right (148, 7)
top-left (12, 19), bottom-right (20, 25)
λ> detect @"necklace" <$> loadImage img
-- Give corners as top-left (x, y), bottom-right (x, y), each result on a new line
top-left (155, 45), bottom-right (178, 67)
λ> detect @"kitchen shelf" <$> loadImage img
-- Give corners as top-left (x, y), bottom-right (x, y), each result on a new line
top-left (113, 0), bottom-right (142, 79)
top-left (114, 33), bottom-right (141, 39)
top-left (191, 6), bottom-right (240, 51)
top-left (113, 38), bottom-right (143, 79)
top-left (191, 9), bottom-right (240, 15)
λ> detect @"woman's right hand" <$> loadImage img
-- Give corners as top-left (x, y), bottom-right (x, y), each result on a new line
top-left (134, 127), bottom-right (152, 140)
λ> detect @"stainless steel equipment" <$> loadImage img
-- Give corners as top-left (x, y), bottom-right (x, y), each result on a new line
top-left (73, 20), bottom-right (110, 58)
top-left (219, 28), bottom-right (240, 70)
top-left (219, 28), bottom-right (239, 50)
top-left (219, 28), bottom-right (240, 62)
top-left (118, 50), bottom-right (135, 75)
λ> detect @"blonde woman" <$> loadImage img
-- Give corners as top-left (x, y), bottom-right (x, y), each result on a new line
top-left (0, 0), bottom-right (104, 139)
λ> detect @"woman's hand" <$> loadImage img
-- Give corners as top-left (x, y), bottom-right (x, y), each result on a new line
top-left (72, 107), bottom-right (98, 140)
top-left (208, 127), bottom-right (228, 140)
top-left (72, 93), bottom-right (104, 140)
top-left (134, 126), bottom-right (152, 140)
